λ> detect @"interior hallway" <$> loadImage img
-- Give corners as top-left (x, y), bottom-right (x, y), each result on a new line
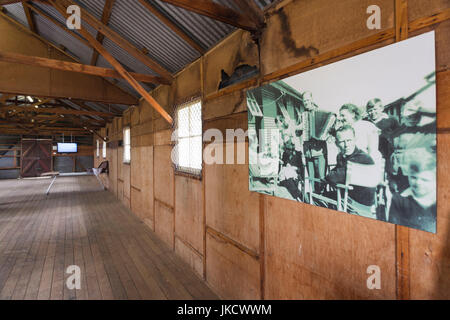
top-left (0, 176), bottom-right (217, 300)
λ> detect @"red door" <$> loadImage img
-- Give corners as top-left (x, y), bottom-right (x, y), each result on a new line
top-left (21, 140), bottom-right (52, 177)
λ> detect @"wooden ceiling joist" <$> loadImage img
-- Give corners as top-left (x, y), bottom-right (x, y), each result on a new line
top-left (0, 128), bottom-right (93, 135)
top-left (0, 105), bottom-right (115, 117)
top-left (0, 122), bottom-right (100, 130)
top-left (50, 0), bottom-right (173, 125)
top-left (231, 0), bottom-right (265, 29)
top-left (159, 0), bottom-right (258, 31)
top-left (0, 51), bottom-right (169, 85)
top-left (53, 0), bottom-right (174, 83)
top-left (138, 0), bottom-right (205, 54)
top-left (90, 0), bottom-right (115, 66)
top-left (22, 1), bottom-right (36, 32)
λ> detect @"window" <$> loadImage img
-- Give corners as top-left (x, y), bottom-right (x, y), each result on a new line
top-left (175, 99), bottom-right (202, 176)
top-left (123, 127), bottom-right (131, 163)
top-left (102, 141), bottom-right (107, 159)
top-left (96, 139), bottom-right (100, 158)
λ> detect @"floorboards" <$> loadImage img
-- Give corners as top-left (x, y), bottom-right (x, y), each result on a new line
top-left (0, 176), bottom-right (217, 300)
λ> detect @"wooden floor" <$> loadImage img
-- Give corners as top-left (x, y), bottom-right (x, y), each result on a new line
top-left (0, 176), bottom-right (218, 300)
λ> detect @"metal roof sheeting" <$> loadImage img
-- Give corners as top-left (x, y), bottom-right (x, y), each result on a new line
top-left (153, 0), bottom-right (235, 52)
top-left (106, 0), bottom-right (201, 73)
top-left (3, 0), bottom-right (275, 99)
top-left (34, 13), bottom-right (94, 64)
top-left (3, 2), bottom-right (29, 29)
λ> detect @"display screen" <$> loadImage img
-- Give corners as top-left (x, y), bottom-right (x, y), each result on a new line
top-left (57, 143), bottom-right (78, 153)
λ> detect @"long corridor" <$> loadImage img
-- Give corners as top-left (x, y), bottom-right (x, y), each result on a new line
top-left (0, 176), bottom-right (217, 300)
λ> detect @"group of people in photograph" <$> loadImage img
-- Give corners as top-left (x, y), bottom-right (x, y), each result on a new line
top-left (268, 89), bottom-right (436, 233)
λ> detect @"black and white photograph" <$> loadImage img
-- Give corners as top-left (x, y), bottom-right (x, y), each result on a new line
top-left (247, 31), bottom-right (437, 233)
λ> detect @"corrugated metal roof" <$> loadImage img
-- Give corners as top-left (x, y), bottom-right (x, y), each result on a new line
top-left (2, 2), bottom-right (29, 29)
top-left (34, 13), bottom-right (93, 64)
top-left (106, 0), bottom-right (200, 74)
top-left (153, 0), bottom-right (235, 52)
top-left (3, 0), bottom-right (275, 100)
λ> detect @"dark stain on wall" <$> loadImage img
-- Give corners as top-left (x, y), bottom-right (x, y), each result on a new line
top-left (277, 8), bottom-right (319, 58)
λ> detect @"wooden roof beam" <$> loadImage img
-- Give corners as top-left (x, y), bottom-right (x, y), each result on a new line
top-left (50, 0), bottom-right (173, 125)
top-left (159, 0), bottom-right (258, 31)
top-left (0, 121), bottom-right (101, 130)
top-left (0, 128), bottom-right (93, 135)
top-left (54, 0), bottom-right (174, 82)
top-left (22, 1), bottom-right (37, 33)
top-left (231, 0), bottom-right (265, 29)
top-left (0, 50), bottom-right (169, 85)
top-left (0, 105), bottom-right (116, 117)
top-left (90, 0), bottom-right (115, 66)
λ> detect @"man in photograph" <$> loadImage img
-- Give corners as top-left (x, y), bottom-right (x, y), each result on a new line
top-left (366, 98), bottom-right (399, 169)
top-left (326, 125), bottom-right (376, 208)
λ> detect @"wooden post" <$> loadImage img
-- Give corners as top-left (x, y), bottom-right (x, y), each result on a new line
top-left (395, 0), bottom-right (410, 301)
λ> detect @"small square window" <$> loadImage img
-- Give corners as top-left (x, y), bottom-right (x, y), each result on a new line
top-left (174, 99), bottom-right (202, 176)
top-left (123, 127), bottom-right (131, 164)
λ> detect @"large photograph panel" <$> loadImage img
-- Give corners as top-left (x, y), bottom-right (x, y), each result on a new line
top-left (247, 32), bottom-right (437, 233)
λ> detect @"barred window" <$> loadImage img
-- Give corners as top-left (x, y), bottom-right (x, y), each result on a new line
top-left (123, 127), bottom-right (131, 164)
top-left (175, 99), bottom-right (202, 176)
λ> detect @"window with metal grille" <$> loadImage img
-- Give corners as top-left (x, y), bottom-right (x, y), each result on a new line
top-left (102, 141), bottom-right (107, 159)
top-left (123, 127), bottom-right (131, 164)
top-left (175, 99), bottom-right (202, 176)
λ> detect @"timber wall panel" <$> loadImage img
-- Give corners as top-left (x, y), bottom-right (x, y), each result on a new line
top-left (175, 237), bottom-right (204, 278)
top-left (155, 200), bottom-right (175, 249)
top-left (205, 232), bottom-right (260, 300)
top-left (175, 175), bottom-right (203, 254)
top-left (434, 20), bottom-right (450, 72)
top-left (203, 90), bottom-right (248, 121)
top-left (123, 164), bottom-right (131, 209)
top-left (408, 0), bottom-right (450, 22)
top-left (173, 60), bottom-right (202, 105)
top-left (204, 142), bottom-right (260, 253)
top-left (260, 0), bottom-right (395, 76)
top-left (140, 146), bottom-right (154, 230)
top-left (264, 196), bottom-right (396, 299)
top-left (153, 145), bottom-right (174, 207)
top-left (203, 30), bottom-right (259, 97)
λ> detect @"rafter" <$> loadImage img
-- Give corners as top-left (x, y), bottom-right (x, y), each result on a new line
top-left (50, 0), bottom-right (173, 124)
top-left (0, 120), bottom-right (101, 130)
top-left (0, 128), bottom-right (93, 136)
top-left (90, 0), bottom-right (115, 66)
top-left (159, 0), bottom-right (258, 31)
top-left (51, 0), bottom-right (173, 82)
top-left (0, 50), bottom-right (169, 85)
top-left (22, 1), bottom-right (36, 33)
top-left (0, 105), bottom-right (116, 117)
top-left (138, 0), bottom-right (205, 54)
top-left (231, 0), bottom-right (265, 29)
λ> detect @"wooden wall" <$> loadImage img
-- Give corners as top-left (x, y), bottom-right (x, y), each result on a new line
top-left (97, 0), bottom-right (450, 299)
